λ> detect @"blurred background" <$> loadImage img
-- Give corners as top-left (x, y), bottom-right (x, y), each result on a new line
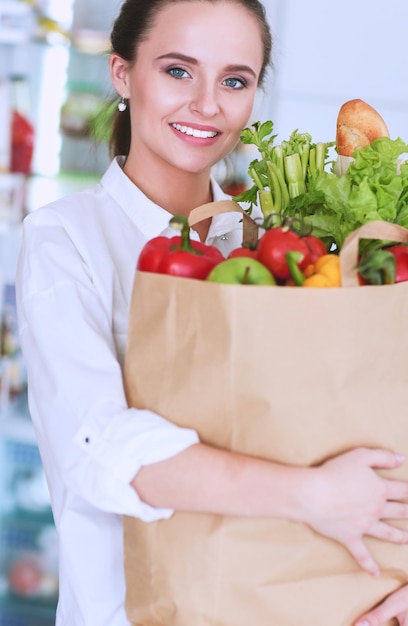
top-left (0, 0), bottom-right (406, 623)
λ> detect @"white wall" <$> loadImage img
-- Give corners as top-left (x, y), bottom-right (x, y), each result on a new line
top-left (258, 0), bottom-right (408, 144)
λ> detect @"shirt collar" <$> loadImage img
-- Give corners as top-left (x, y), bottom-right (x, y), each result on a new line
top-left (100, 157), bottom-right (173, 240)
top-left (100, 157), bottom-right (247, 242)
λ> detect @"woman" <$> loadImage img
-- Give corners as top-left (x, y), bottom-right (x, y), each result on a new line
top-left (15, 0), bottom-right (408, 624)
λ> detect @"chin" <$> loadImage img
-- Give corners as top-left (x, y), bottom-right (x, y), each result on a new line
top-left (168, 147), bottom-right (229, 175)
top-left (171, 159), bottom-right (215, 176)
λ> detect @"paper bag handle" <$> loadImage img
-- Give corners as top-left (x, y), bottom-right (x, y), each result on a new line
top-left (188, 200), bottom-right (259, 249)
top-left (340, 220), bottom-right (408, 287)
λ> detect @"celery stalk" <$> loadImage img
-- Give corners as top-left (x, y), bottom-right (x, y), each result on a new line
top-left (300, 144), bottom-right (310, 181)
top-left (284, 154), bottom-right (306, 199)
top-left (250, 166), bottom-right (275, 217)
top-left (258, 189), bottom-right (274, 217)
top-left (308, 148), bottom-right (316, 175)
top-left (249, 166), bottom-right (264, 192)
top-left (268, 161), bottom-right (289, 211)
top-left (315, 143), bottom-right (326, 172)
top-left (267, 161), bottom-right (282, 213)
top-left (271, 145), bottom-right (285, 180)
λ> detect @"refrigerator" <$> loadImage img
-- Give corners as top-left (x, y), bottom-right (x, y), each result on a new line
top-left (0, 1), bottom-right (115, 623)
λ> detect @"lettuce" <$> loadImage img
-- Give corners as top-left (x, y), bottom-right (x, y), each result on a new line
top-left (287, 137), bottom-right (408, 249)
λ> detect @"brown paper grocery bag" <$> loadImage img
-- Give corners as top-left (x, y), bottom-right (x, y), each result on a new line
top-left (123, 206), bottom-right (408, 626)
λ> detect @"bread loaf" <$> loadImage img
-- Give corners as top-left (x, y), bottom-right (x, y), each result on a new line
top-left (336, 98), bottom-right (389, 156)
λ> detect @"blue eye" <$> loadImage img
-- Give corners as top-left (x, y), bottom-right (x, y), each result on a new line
top-left (168, 67), bottom-right (189, 79)
top-left (224, 77), bottom-right (246, 89)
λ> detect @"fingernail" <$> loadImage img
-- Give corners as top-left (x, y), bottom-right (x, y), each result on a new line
top-left (395, 453), bottom-right (405, 463)
top-left (370, 566), bottom-right (380, 577)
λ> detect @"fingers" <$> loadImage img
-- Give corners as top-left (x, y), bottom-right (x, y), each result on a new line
top-left (354, 585), bottom-right (408, 626)
top-left (367, 520), bottom-right (408, 545)
top-left (401, 612), bottom-right (408, 626)
top-left (310, 448), bottom-right (408, 578)
top-left (384, 479), bottom-right (408, 502)
top-left (400, 613), bottom-right (408, 626)
top-left (357, 447), bottom-right (405, 470)
top-left (382, 501), bottom-right (408, 522)
top-left (345, 538), bottom-right (380, 577)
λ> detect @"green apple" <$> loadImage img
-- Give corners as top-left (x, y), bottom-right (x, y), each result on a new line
top-left (206, 257), bottom-right (276, 285)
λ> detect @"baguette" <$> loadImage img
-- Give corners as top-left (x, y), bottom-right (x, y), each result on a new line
top-left (336, 98), bottom-right (389, 157)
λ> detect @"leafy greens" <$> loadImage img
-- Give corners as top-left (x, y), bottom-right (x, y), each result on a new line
top-left (234, 121), bottom-right (408, 250)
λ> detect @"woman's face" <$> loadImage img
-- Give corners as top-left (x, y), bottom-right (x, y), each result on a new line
top-left (112, 0), bottom-right (264, 176)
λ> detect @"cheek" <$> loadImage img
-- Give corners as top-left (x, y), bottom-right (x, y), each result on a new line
top-left (155, 89), bottom-right (185, 112)
top-left (228, 97), bottom-right (256, 132)
top-left (151, 74), bottom-right (188, 108)
top-left (130, 74), bottom-right (178, 117)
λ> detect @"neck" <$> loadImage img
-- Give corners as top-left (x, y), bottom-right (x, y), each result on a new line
top-left (123, 153), bottom-right (213, 218)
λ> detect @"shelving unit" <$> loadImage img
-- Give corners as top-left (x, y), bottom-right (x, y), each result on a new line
top-left (0, 282), bottom-right (57, 625)
top-left (0, 227), bottom-right (58, 621)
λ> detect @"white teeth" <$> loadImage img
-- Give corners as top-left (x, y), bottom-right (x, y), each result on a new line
top-left (172, 123), bottom-right (217, 138)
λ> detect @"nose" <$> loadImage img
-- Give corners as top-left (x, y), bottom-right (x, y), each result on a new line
top-left (189, 79), bottom-right (220, 118)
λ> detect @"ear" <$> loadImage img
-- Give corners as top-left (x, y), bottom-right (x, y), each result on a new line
top-left (110, 53), bottom-right (130, 98)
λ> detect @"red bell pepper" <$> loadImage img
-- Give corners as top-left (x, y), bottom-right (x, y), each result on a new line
top-left (137, 215), bottom-right (224, 280)
top-left (387, 245), bottom-right (408, 283)
top-left (357, 245), bottom-right (396, 285)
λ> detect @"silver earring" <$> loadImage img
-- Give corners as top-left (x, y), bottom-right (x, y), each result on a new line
top-left (118, 96), bottom-right (127, 112)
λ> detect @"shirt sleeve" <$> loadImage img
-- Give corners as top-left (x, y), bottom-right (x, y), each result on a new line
top-left (16, 213), bottom-right (199, 522)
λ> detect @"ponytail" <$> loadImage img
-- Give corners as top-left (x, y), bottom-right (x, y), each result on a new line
top-left (109, 102), bottom-right (131, 158)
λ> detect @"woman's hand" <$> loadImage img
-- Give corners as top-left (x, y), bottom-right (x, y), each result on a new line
top-left (133, 443), bottom-right (408, 576)
top-left (354, 584), bottom-right (408, 625)
top-left (303, 447), bottom-right (408, 576)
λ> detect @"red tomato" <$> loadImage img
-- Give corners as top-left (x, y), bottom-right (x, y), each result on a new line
top-left (303, 234), bottom-right (327, 263)
top-left (227, 247), bottom-right (258, 260)
top-left (256, 227), bottom-right (311, 281)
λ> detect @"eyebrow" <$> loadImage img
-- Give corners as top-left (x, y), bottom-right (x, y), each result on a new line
top-left (156, 52), bottom-right (257, 79)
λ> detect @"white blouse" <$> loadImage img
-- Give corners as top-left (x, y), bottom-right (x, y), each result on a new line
top-left (16, 157), bottom-right (256, 626)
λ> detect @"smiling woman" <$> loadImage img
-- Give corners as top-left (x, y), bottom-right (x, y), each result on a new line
top-left (109, 0), bottom-right (265, 229)
top-left (14, 1), bottom-right (408, 625)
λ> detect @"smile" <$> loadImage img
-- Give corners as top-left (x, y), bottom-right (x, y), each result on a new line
top-left (171, 123), bottom-right (218, 138)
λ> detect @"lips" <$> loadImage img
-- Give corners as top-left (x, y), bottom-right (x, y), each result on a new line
top-left (171, 123), bottom-right (219, 139)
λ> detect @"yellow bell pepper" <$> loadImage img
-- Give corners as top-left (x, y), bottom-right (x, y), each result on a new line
top-left (302, 254), bottom-right (341, 288)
